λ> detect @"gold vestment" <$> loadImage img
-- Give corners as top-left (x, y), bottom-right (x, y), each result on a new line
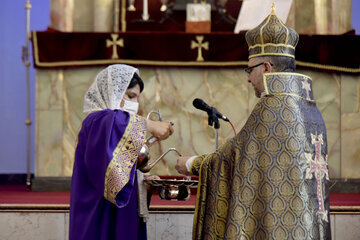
top-left (191, 73), bottom-right (331, 240)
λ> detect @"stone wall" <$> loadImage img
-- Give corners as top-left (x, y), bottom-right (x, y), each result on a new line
top-left (35, 67), bottom-right (360, 178)
top-left (1, 211), bottom-right (360, 239)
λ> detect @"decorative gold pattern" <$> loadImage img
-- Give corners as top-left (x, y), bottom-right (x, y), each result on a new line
top-left (245, 5), bottom-right (298, 59)
top-left (296, 60), bottom-right (360, 73)
top-left (191, 36), bottom-right (209, 62)
top-left (106, 34), bottom-right (124, 59)
top-left (104, 114), bottom-right (146, 206)
top-left (192, 73), bottom-right (330, 239)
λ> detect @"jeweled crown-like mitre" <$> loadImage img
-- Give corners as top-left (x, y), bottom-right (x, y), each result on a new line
top-left (245, 3), bottom-right (299, 59)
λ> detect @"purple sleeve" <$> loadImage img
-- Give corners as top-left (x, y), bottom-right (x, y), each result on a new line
top-left (74, 109), bottom-right (146, 207)
top-left (80, 109), bottom-right (131, 196)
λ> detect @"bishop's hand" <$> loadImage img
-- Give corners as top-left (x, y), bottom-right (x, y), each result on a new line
top-left (175, 156), bottom-right (191, 176)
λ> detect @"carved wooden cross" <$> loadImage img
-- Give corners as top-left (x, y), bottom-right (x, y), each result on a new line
top-left (301, 78), bottom-right (311, 100)
top-left (191, 35), bottom-right (209, 62)
top-left (106, 34), bottom-right (124, 59)
top-left (305, 133), bottom-right (329, 222)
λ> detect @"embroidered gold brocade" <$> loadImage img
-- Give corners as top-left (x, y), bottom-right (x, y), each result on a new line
top-left (104, 114), bottom-right (146, 206)
top-left (192, 73), bottom-right (330, 240)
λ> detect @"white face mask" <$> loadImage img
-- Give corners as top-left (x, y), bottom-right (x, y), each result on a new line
top-left (122, 100), bottom-right (139, 114)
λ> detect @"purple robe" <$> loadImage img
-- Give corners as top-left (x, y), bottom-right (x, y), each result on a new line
top-left (69, 109), bottom-right (147, 240)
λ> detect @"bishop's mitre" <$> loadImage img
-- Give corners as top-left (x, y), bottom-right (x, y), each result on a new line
top-left (245, 5), bottom-right (299, 59)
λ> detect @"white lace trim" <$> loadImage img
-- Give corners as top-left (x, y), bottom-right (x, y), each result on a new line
top-left (83, 64), bottom-right (140, 114)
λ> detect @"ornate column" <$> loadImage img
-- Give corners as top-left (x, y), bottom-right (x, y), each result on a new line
top-left (285, 1), bottom-right (295, 29)
top-left (49, 0), bottom-right (74, 31)
top-left (292, 0), bottom-right (352, 34)
top-left (94, 0), bottom-right (114, 32)
top-left (293, 0), bottom-right (316, 34)
top-left (330, 0), bottom-right (352, 34)
top-left (314, 0), bottom-right (328, 34)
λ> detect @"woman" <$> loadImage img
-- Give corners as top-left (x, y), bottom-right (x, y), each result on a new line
top-left (69, 64), bottom-right (173, 240)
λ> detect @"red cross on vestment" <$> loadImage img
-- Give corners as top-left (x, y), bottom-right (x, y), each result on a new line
top-left (305, 133), bottom-right (329, 222)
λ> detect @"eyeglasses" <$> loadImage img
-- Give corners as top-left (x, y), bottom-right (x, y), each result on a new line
top-left (244, 62), bottom-right (273, 75)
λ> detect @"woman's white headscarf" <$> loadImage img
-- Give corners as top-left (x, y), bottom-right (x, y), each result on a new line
top-left (83, 64), bottom-right (140, 114)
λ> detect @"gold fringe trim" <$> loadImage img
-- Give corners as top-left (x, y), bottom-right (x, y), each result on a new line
top-left (297, 61), bottom-right (360, 73)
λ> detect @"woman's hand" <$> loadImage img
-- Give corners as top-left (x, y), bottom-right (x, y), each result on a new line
top-left (146, 120), bottom-right (174, 140)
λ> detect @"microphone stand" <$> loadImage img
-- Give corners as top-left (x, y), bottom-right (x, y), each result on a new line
top-left (206, 108), bottom-right (220, 150)
top-left (215, 128), bottom-right (219, 150)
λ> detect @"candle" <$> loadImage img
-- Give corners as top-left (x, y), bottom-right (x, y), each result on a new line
top-left (142, 0), bottom-right (149, 21)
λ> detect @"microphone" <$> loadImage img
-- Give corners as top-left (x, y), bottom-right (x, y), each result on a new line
top-left (192, 98), bottom-right (229, 122)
